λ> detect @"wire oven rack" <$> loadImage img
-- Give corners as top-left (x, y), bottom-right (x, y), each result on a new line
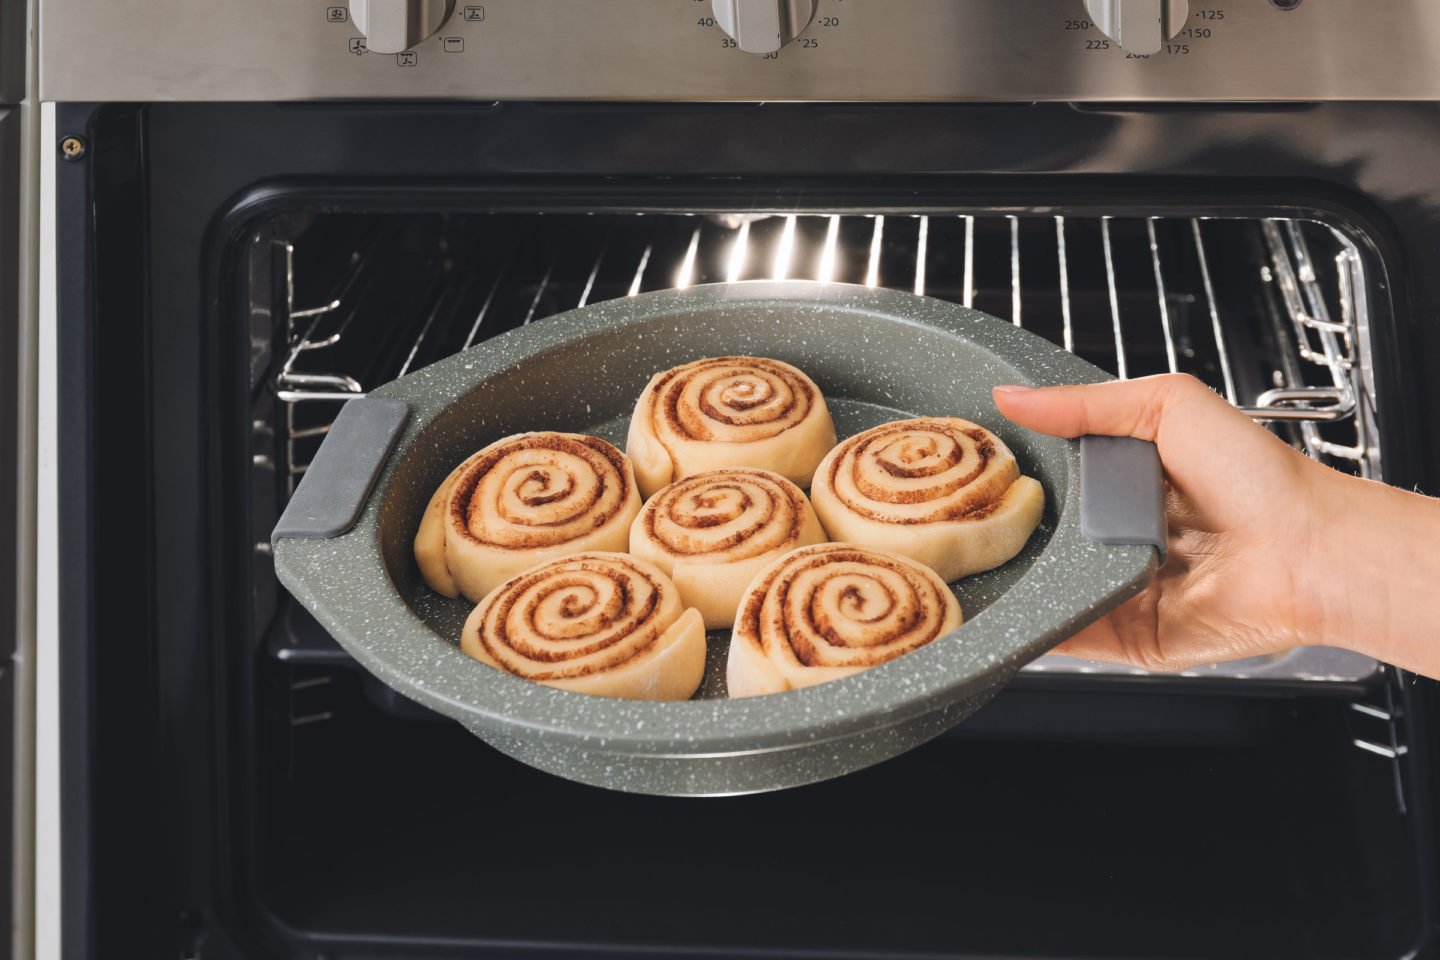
top-left (246, 210), bottom-right (1404, 798)
top-left (263, 212), bottom-right (1379, 486)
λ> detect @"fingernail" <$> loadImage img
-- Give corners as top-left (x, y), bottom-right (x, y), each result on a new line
top-left (993, 384), bottom-right (1034, 395)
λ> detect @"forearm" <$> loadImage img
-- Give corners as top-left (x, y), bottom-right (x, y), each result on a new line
top-left (1316, 471), bottom-right (1440, 677)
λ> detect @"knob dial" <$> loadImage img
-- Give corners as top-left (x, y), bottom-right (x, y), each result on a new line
top-left (1083, 0), bottom-right (1188, 55)
top-left (712, 0), bottom-right (818, 55)
top-left (350, 0), bottom-right (453, 54)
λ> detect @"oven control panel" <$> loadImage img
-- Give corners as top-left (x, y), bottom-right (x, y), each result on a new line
top-left (39, 0), bottom-right (1440, 101)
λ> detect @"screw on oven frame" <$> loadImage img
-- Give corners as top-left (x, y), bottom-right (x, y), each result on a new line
top-left (59, 136), bottom-right (86, 161)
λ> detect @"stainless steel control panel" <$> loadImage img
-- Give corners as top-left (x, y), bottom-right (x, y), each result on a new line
top-left (39, 0), bottom-right (1440, 102)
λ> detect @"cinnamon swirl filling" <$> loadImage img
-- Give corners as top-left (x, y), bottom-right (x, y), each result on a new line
top-left (626, 357), bottom-right (837, 499)
top-left (415, 433), bottom-right (643, 603)
top-left (461, 553), bottom-right (706, 700)
top-left (727, 543), bottom-right (963, 697)
top-left (811, 418), bottom-right (1045, 583)
top-left (629, 468), bottom-right (827, 629)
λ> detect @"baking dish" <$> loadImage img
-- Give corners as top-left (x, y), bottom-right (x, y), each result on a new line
top-left (272, 281), bottom-right (1164, 795)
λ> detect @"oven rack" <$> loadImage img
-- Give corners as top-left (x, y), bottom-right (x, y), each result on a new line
top-left (268, 213), bottom-right (1379, 482)
top-left (252, 211), bottom-right (1384, 689)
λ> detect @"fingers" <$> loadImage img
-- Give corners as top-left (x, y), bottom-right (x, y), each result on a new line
top-left (993, 374), bottom-right (1220, 441)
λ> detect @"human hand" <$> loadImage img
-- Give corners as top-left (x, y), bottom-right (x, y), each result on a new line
top-left (994, 374), bottom-right (1440, 675)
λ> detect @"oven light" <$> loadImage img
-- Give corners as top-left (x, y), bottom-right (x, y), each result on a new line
top-left (675, 225), bottom-right (702, 289)
top-left (772, 214), bottom-right (798, 281)
top-left (727, 220), bottom-right (752, 283)
top-left (818, 215), bottom-right (841, 284)
top-left (865, 215), bottom-right (886, 288)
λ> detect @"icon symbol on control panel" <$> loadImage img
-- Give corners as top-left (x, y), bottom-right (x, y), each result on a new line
top-left (349, 37), bottom-right (368, 55)
top-left (326, 6), bottom-right (348, 22)
top-left (443, 36), bottom-right (464, 52)
top-left (463, 5), bottom-right (485, 21)
top-left (397, 51), bottom-right (418, 66)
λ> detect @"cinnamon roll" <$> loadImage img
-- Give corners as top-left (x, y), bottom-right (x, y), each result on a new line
top-left (810, 418), bottom-right (1044, 583)
top-left (626, 356), bottom-right (838, 499)
top-left (727, 543), bottom-right (963, 697)
top-left (629, 468), bottom-right (828, 629)
top-left (461, 553), bottom-right (706, 700)
top-left (414, 432), bottom-right (642, 603)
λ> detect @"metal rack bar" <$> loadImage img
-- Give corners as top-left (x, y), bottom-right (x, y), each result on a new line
top-left (625, 243), bottom-right (651, 298)
top-left (866, 215), bottom-right (885, 288)
top-left (524, 259), bottom-right (557, 324)
top-left (1056, 216), bottom-right (1073, 353)
top-left (914, 215), bottom-right (929, 297)
top-left (726, 220), bottom-right (750, 284)
top-left (772, 215), bottom-right (797, 281)
top-left (962, 215), bottom-right (975, 309)
top-left (818, 215), bottom-right (840, 284)
top-left (396, 273), bottom-right (452, 378)
top-left (1147, 218), bottom-right (1179, 373)
top-left (577, 236), bottom-right (609, 309)
top-left (463, 264), bottom-right (507, 350)
top-left (1101, 218), bottom-right (1128, 379)
top-left (1191, 219), bottom-right (1237, 404)
top-left (676, 224), bottom-right (702, 289)
top-left (1009, 215), bottom-right (1021, 327)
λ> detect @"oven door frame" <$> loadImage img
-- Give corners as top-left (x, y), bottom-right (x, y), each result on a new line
top-left (39, 100), bottom-right (1440, 959)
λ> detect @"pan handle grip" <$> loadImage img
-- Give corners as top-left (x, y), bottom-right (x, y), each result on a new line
top-left (1078, 435), bottom-right (1167, 564)
top-left (271, 397), bottom-right (410, 543)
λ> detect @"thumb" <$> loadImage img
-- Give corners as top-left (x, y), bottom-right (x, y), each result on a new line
top-left (992, 374), bottom-right (1221, 441)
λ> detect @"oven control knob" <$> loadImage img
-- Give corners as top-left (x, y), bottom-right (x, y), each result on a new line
top-left (1082, 0), bottom-right (1187, 55)
top-left (349, 0), bottom-right (453, 54)
top-left (712, 0), bottom-right (818, 55)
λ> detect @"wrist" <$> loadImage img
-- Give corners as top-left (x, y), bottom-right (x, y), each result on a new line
top-left (1309, 468), bottom-right (1440, 670)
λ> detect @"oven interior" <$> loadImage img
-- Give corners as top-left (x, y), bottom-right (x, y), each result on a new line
top-left (229, 205), bottom-right (1426, 958)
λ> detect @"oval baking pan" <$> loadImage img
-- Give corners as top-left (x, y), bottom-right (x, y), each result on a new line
top-left (272, 282), bottom-right (1164, 796)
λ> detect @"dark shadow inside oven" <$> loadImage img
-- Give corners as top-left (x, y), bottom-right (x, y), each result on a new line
top-left (239, 202), bottom-right (1421, 959)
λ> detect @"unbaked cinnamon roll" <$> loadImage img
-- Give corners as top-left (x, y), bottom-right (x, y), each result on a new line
top-left (414, 432), bottom-right (642, 603)
top-left (810, 418), bottom-right (1044, 583)
top-left (626, 356), bottom-right (837, 499)
top-left (629, 468), bottom-right (827, 629)
top-left (727, 543), bottom-right (963, 697)
top-left (461, 553), bottom-right (706, 700)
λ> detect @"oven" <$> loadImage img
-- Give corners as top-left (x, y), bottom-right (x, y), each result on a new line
top-left (22, 1), bottom-right (1440, 957)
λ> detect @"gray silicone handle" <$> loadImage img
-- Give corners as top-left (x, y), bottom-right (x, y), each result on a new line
top-left (272, 397), bottom-right (410, 542)
top-left (1079, 435), bottom-right (1167, 563)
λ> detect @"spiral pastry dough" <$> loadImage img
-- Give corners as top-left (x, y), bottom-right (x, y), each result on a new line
top-left (628, 468), bottom-right (828, 630)
top-left (626, 356), bottom-right (838, 499)
top-left (461, 553), bottom-right (706, 700)
top-left (414, 432), bottom-right (642, 603)
top-left (810, 418), bottom-right (1044, 584)
top-left (727, 543), bottom-right (963, 698)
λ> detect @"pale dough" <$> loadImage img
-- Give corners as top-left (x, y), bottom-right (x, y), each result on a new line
top-left (414, 432), bottom-right (642, 603)
top-left (727, 543), bottom-right (963, 698)
top-left (460, 552), bottom-right (706, 700)
top-left (629, 468), bottom-right (827, 629)
top-left (626, 356), bottom-right (837, 499)
top-left (810, 418), bottom-right (1044, 583)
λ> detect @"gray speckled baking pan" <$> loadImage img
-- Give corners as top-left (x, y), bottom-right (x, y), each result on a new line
top-left (272, 282), bottom-right (1163, 796)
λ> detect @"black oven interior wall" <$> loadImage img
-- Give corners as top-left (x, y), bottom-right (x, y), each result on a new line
top-left (58, 102), bottom-right (1440, 959)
